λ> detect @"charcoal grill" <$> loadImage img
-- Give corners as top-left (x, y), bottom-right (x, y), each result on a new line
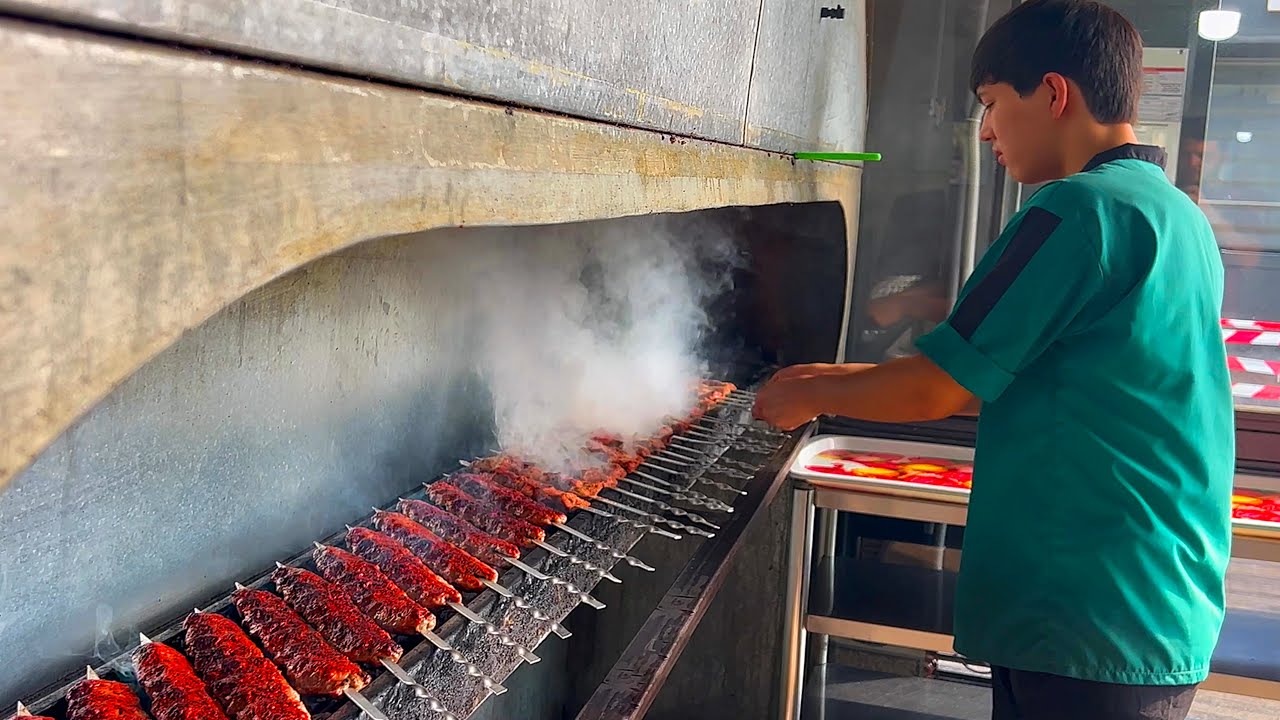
top-left (16, 384), bottom-right (798, 720)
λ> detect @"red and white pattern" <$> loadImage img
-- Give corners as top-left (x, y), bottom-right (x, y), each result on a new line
top-left (1222, 319), bottom-right (1280, 346)
top-left (1228, 356), bottom-right (1280, 377)
top-left (1222, 329), bottom-right (1280, 346)
top-left (1222, 318), bottom-right (1280, 332)
top-left (1232, 383), bottom-right (1280, 402)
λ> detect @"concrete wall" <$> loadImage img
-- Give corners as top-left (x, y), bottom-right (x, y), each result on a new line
top-left (0, 0), bottom-right (868, 153)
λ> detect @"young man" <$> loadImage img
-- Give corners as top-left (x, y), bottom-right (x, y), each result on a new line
top-left (753, 2), bottom-right (1234, 719)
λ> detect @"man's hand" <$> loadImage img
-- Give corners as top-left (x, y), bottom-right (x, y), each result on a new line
top-left (753, 364), bottom-right (875, 430)
top-left (769, 362), bottom-right (873, 382)
top-left (752, 356), bottom-right (975, 429)
top-left (751, 373), bottom-right (823, 431)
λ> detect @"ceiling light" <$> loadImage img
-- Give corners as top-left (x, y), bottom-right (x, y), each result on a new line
top-left (1199, 10), bottom-right (1242, 41)
top-left (1237, 131), bottom-right (1254, 143)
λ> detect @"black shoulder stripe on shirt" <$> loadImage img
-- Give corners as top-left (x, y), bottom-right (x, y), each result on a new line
top-left (950, 206), bottom-right (1063, 341)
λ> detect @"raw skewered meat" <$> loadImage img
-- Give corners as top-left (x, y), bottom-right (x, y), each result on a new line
top-left (397, 498), bottom-right (520, 566)
top-left (371, 510), bottom-right (497, 591)
top-left (345, 527), bottom-right (461, 608)
top-left (445, 473), bottom-right (567, 525)
top-left (425, 482), bottom-right (545, 547)
top-left (271, 565), bottom-right (403, 664)
top-left (312, 544), bottom-right (436, 635)
top-left (66, 678), bottom-right (149, 720)
top-left (133, 641), bottom-right (229, 720)
top-left (182, 612), bottom-right (310, 720)
top-left (231, 587), bottom-right (369, 697)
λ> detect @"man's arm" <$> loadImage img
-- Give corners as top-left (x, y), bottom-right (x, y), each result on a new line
top-left (752, 355), bottom-right (974, 430)
top-left (956, 395), bottom-right (982, 417)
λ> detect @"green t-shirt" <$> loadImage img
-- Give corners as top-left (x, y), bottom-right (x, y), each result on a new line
top-left (916, 144), bottom-right (1235, 685)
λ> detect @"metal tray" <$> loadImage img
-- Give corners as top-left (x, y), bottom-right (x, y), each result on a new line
top-left (790, 434), bottom-right (1280, 537)
top-left (788, 435), bottom-right (973, 503)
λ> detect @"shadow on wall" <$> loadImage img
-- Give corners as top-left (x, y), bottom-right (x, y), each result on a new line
top-left (0, 202), bottom-right (846, 707)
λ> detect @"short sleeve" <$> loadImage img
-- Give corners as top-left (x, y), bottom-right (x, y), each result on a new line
top-left (915, 202), bottom-right (1102, 403)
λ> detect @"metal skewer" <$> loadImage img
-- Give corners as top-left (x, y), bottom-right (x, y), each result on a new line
top-left (550, 522), bottom-right (656, 571)
top-left (578, 497), bottom-right (681, 538)
top-left (649, 454), bottom-right (693, 469)
top-left (477, 577), bottom-right (588, 631)
top-left (603, 510), bottom-right (684, 539)
top-left (671, 435), bottom-right (722, 447)
top-left (15, 703), bottom-right (34, 718)
top-left (589, 494), bottom-right (714, 538)
top-left (669, 438), bottom-right (718, 457)
top-left (414, 626), bottom-right (508, 695)
top-left (531, 539), bottom-right (623, 582)
top-left (657, 448), bottom-right (706, 464)
top-left (603, 487), bottom-right (721, 531)
top-left (619, 476), bottom-right (733, 513)
top-left (645, 458), bottom-right (747, 491)
top-left (638, 464), bottom-right (746, 496)
top-left (643, 456), bottom-right (752, 487)
top-left (630, 470), bottom-right (736, 509)
top-left (345, 678), bottom-right (398, 718)
top-left (504, 558), bottom-right (607, 609)
top-left (445, 601), bottom-right (541, 664)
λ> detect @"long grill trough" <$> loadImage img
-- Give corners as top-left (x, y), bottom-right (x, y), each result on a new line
top-left (16, 381), bottom-right (793, 720)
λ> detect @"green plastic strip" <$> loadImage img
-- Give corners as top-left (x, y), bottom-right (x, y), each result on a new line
top-left (793, 151), bottom-right (882, 162)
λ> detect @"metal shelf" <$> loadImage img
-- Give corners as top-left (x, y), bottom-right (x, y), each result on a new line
top-left (805, 556), bottom-right (1280, 696)
top-left (779, 434), bottom-right (1280, 720)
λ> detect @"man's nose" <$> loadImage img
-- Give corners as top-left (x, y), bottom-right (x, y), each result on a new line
top-left (979, 114), bottom-right (995, 143)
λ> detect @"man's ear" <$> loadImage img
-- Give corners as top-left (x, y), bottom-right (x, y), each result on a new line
top-left (1043, 72), bottom-right (1070, 119)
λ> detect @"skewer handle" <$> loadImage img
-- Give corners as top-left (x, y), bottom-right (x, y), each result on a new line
top-left (606, 487), bottom-right (721, 530)
top-left (510, 557), bottom-right (608, 608)
top-left (594, 496), bottom-right (711, 539)
top-left (447, 603), bottom-right (541, 664)
top-left (480, 579), bottom-right (575, 634)
top-left (419, 631), bottom-right (509, 695)
top-left (510, 556), bottom-right (605, 609)
top-left (534, 539), bottom-right (624, 582)
top-left (553, 523), bottom-right (656, 572)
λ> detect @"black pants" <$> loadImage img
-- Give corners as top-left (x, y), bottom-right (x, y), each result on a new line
top-left (991, 667), bottom-right (1199, 720)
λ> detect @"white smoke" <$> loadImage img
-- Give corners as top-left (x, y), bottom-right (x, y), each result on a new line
top-left (444, 214), bottom-right (740, 471)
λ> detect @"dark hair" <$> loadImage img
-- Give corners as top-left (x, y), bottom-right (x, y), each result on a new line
top-left (970, 0), bottom-right (1143, 124)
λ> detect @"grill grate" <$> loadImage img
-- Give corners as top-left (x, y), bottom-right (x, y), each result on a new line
top-left (21, 385), bottom-right (786, 720)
